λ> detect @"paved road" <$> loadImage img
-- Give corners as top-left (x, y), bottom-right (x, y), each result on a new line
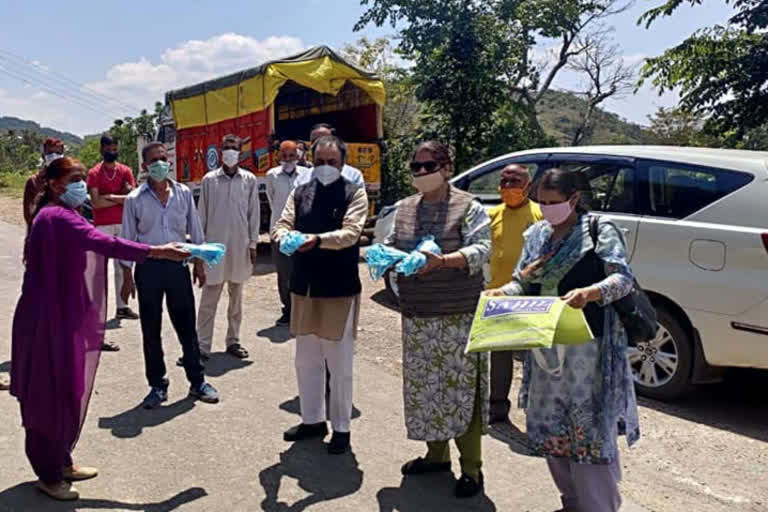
top-left (0, 218), bottom-right (762, 511)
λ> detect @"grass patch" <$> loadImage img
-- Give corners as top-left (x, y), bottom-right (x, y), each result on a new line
top-left (0, 172), bottom-right (31, 198)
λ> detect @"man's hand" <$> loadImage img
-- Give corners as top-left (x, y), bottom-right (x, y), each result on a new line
top-left (250, 248), bottom-right (259, 265)
top-left (193, 260), bottom-right (206, 288)
top-left (121, 181), bottom-right (133, 194)
top-left (297, 235), bottom-right (319, 253)
top-left (484, 288), bottom-right (507, 297)
top-left (418, 251), bottom-right (445, 275)
top-left (561, 286), bottom-right (601, 309)
top-left (121, 269), bottom-right (136, 303)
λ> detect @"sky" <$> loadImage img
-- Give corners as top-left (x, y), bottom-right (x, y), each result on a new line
top-left (0, 0), bottom-right (735, 137)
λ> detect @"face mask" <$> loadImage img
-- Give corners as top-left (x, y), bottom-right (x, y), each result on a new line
top-left (148, 160), bottom-right (170, 182)
top-left (315, 165), bottom-right (341, 186)
top-left (281, 160), bottom-right (297, 174)
top-left (103, 151), bottom-right (118, 163)
top-left (500, 187), bottom-right (527, 208)
top-left (59, 180), bottom-right (88, 208)
top-left (412, 171), bottom-right (445, 194)
top-left (222, 149), bottom-right (239, 168)
top-left (541, 200), bottom-right (574, 226)
top-left (44, 153), bottom-right (63, 165)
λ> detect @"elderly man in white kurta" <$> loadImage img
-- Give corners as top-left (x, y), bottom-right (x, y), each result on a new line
top-left (195, 134), bottom-right (260, 360)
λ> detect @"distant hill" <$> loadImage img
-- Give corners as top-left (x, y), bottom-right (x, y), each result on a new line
top-left (0, 116), bottom-right (82, 147)
top-left (538, 90), bottom-right (655, 146)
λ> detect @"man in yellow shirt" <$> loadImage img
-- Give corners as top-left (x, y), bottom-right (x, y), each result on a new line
top-left (487, 164), bottom-right (543, 424)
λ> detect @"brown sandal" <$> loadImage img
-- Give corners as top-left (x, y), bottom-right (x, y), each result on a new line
top-left (226, 344), bottom-right (249, 359)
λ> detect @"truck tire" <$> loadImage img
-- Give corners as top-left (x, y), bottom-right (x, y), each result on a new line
top-left (629, 306), bottom-right (694, 401)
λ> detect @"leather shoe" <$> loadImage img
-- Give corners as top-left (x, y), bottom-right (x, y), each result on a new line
top-left (328, 432), bottom-right (350, 454)
top-left (283, 422), bottom-right (328, 442)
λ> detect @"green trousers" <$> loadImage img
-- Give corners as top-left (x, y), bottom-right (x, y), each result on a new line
top-left (424, 384), bottom-right (484, 481)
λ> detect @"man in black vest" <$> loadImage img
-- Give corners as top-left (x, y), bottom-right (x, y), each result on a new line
top-left (271, 135), bottom-right (368, 455)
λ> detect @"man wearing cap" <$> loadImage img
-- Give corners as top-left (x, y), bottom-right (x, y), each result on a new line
top-left (487, 164), bottom-right (542, 425)
top-left (192, 134), bottom-right (260, 361)
top-left (87, 135), bottom-right (138, 334)
top-left (23, 138), bottom-right (65, 227)
top-left (265, 140), bottom-right (309, 326)
top-left (296, 124), bottom-right (365, 189)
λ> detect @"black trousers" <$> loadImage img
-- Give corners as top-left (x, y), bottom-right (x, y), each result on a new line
top-left (135, 260), bottom-right (204, 389)
top-left (271, 242), bottom-right (292, 315)
top-left (490, 351), bottom-right (515, 419)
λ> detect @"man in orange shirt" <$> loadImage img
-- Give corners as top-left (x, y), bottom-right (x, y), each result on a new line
top-left (87, 135), bottom-right (138, 343)
top-left (487, 164), bottom-right (542, 424)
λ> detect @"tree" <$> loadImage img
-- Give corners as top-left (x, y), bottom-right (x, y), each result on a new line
top-left (0, 130), bottom-right (43, 175)
top-left (568, 32), bottom-right (636, 145)
top-left (505, 0), bottom-right (632, 133)
top-left (639, 0), bottom-right (768, 140)
top-left (106, 103), bottom-right (163, 174)
top-left (74, 136), bottom-right (102, 170)
top-left (356, 0), bottom-right (527, 171)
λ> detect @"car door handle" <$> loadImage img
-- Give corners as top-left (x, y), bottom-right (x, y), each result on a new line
top-left (620, 227), bottom-right (630, 234)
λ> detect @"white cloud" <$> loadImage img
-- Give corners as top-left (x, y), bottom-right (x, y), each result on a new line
top-left (85, 33), bottom-right (305, 115)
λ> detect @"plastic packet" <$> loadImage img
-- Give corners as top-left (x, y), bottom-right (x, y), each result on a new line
top-left (279, 231), bottom-right (309, 256)
top-left (416, 235), bottom-right (442, 255)
top-left (364, 244), bottom-right (409, 281)
top-left (179, 243), bottom-right (227, 268)
top-left (396, 251), bottom-right (427, 276)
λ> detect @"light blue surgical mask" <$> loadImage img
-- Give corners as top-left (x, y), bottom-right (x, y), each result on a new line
top-left (148, 160), bottom-right (170, 182)
top-left (59, 180), bottom-right (88, 208)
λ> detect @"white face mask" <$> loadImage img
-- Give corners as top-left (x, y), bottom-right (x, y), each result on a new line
top-left (44, 153), bottom-right (63, 165)
top-left (412, 171), bottom-right (445, 193)
top-left (315, 165), bottom-right (341, 186)
top-left (222, 149), bottom-right (239, 168)
top-left (281, 160), bottom-right (297, 174)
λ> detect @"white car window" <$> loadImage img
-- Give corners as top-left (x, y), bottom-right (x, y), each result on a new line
top-left (466, 163), bottom-right (538, 202)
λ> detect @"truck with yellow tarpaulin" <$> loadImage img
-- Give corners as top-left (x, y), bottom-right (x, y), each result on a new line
top-left (156, 46), bottom-right (385, 231)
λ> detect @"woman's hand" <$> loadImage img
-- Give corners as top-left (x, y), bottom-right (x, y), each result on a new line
top-left (561, 286), bottom-right (601, 309)
top-left (484, 288), bottom-right (507, 297)
top-left (149, 243), bottom-right (191, 262)
top-left (418, 251), bottom-right (445, 275)
top-left (519, 251), bottom-right (554, 281)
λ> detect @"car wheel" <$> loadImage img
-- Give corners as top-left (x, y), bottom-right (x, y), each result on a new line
top-left (628, 306), bottom-right (693, 401)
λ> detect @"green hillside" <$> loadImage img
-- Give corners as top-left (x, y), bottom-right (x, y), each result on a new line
top-left (538, 90), bottom-right (655, 146)
top-left (0, 116), bottom-right (82, 148)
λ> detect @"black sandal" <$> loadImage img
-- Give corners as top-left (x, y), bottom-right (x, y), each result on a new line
top-left (226, 344), bottom-right (249, 359)
top-left (401, 457), bottom-right (451, 475)
top-left (454, 471), bottom-right (484, 498)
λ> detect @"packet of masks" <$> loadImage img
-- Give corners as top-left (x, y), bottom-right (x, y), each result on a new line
top-left (179, 243), bottom-right (227, 268)
top-left (279, 231), bottom-right (309, 256)
top-left (395, 236), bottom-right (444, 276)
top-left (364, 244), bottom-right (409, 281)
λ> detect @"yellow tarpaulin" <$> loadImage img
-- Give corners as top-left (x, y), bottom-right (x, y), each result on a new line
top-left (168, 48), bottom-right (386, 131)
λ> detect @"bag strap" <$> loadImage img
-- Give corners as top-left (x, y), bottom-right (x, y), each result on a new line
top-left (532, 345), bottom-right (567, 377)
top-left (588, 214), bottom-right (599, 246)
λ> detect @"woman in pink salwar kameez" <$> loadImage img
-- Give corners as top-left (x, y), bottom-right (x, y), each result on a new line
top-left (10, 157), bottom-right (190, 501)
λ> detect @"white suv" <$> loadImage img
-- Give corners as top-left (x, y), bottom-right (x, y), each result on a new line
top-left (374, 146), bottom-right (768, 400)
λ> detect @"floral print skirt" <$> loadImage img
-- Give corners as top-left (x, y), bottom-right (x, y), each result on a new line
top-left (401, 314), bottom-right (489, 441)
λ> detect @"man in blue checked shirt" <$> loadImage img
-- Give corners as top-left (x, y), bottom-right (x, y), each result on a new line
top-left (121, 141), bottom-right (220, 409)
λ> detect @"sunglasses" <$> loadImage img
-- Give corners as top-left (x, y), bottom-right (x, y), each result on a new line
top-left (410, 160), bottom-right (440, 174)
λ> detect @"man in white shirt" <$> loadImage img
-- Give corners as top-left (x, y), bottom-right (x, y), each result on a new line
top-left (194, 134), bottom-right (260, 359)
top-left (295, 124), bottom-right (365, 189)
top-left (265, 140), bottom-right (309, 325)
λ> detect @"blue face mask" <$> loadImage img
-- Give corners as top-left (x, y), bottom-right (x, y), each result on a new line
top-left (59, 180), bottom-right (88, 208)
top-left (148, 160), bottom-right (170, 182)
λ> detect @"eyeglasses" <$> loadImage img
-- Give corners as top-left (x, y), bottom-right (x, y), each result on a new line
top-left (410, 160), bottom-right (439, 174)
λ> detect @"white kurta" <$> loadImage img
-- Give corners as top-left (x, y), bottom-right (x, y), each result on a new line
top-left (264, 164), bottom-right (309, 230)
top-left (197, 167), bottom-right (260, 285)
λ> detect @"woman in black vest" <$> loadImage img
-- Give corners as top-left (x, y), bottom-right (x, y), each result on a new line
top-left (384, 141), bottom-right (491, 498)
top-left (487, 168), bottom-right (640, 512)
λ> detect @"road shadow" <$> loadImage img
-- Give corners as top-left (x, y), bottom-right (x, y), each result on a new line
top-left (638, 368), bottom-right (768, 442)
top-left (204, 352), bottom-right (254, 378)
top-left (377, 474), bottom-right (496, 511)
top-left (279, 396), bottom-right (362, 420)
top-left (370, 290), bottom-right (399, 313)
top-left (105, 318), bottom-right (122, 331)
top-left (259, 441), bottom-right (363, 511)
top-left (258, 325), bottom-right (294, 344)
top-left (98, 397), bottom-right (196, 439)
top-left (0, 483), bottom-right (206, 512)
top-left (487, 420), bottom-right (534, 457)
